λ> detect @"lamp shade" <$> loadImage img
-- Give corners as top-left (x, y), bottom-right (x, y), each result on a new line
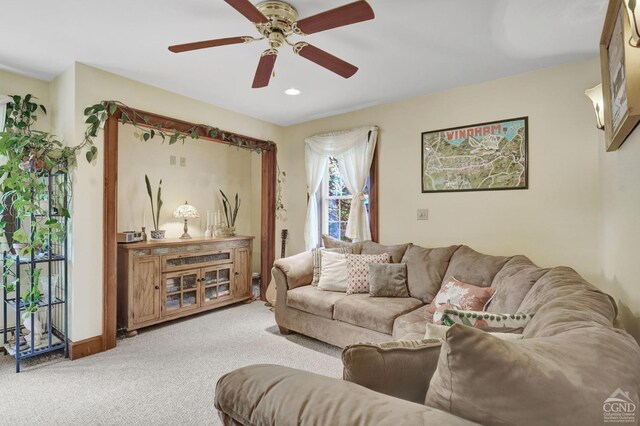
top-left (624, 0), bottom-right (640, 47)
top-left (173, 201), bottom-right (199, 219)
top-left (585, 84), bottom-right (605, 130)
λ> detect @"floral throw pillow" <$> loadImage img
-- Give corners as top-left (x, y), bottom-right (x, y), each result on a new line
top-left (442, 309), bottom-right (534, 329)
top-left (346, 253), bottom-right (390, 295)
top-left (427, 276), bottom-right (496, 323)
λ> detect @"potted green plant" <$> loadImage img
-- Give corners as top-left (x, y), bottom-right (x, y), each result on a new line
top-left (0, 95), bottom-right (92, 336)
top-left (219, 190), bottom-right (240, 237)
top-left (145, 174), bottom-right (164, 239)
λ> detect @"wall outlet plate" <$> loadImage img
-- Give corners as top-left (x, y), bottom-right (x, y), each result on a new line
top-left (417, 209), bottom-right (429, 220)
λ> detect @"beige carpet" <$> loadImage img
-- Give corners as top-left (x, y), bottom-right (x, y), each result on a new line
top-left (0, 302), bottom-right (342, 425)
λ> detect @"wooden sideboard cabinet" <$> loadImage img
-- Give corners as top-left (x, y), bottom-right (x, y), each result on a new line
top-left (117, 236), bottom-right (254, 334)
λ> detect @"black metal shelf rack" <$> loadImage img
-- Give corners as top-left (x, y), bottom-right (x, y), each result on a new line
top-left (2, 172), bottom-right (69, 372)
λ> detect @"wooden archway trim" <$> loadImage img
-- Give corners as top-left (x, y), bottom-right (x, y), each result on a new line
top-left (100, 106), bottom-right (276, 354)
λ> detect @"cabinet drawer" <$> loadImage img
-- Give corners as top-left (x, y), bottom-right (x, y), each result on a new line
top-left (162, 250), bottom-right (233, 272)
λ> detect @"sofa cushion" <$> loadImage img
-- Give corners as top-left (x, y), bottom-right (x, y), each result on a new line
top-left (426, 276), bottom-right (496, 323)
top-left (215, 364), bottom-right (477, 426)
top-left (369, 263), bottom-right (409, 298)
top-left (322, 234), bottom-right (363, 254)
top-left (286, 285), bottom-right (347, 319)
top-left (316, 250), bottom-right (349, 292)
top-left (360, 241), bottom-right (411, 263)
top-left (401, 245), bottom-right (460, 303)
top-left (393, 305), bottom-right (434, 339)
top-left (342, 339), bottom-right (443, 404)
top-left (441, 309), bottom-right (534, 329)
top-left (487, 255), bottom-right (549, 313)
top-left (334, 294), bottom-right (422, 334)
top-left (425, 324), bottom-right (640, 426)
top-left (424, 323), bottom-right (524, 341)
top-left (311, 246), bottom-right (351, 286)
top-left (345, 253), bottom-right (390, 294)
top-left (517, 267), bottom-right (618, 338)
top-left (444, 245), bottom-right (512, 288)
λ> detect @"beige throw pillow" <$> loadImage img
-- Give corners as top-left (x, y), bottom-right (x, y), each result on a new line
top-left (368, 263), bottom-right (409, 297)
top-left (345, 253), bottom-right (390, 294)
top-left (311, 247), bottom-right (351, 286)
top-left (317, 250), bottom-right (349, 292)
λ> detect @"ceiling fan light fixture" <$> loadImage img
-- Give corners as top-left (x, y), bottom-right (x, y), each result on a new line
top-left (284, 88), bottom-right (301, 96)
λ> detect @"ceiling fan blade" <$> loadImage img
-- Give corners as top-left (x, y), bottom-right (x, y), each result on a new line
top-left (168, 36), bottom-right (251, 53)
top-left (224, 0), bottom-right (269, 24)
top-left (295, 0), bottom-right (374, 35)
top-left (294, 43), bottom-right (358, 79)
top-left (252, 49), bottom-right (278, 88)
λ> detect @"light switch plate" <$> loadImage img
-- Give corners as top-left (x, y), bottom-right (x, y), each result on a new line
top-left (170, 156), bottom-right (176, 166)
top-left (180, 157), bottom-right (186, 167)
top-left (417, 209), bottom-right (429, 220)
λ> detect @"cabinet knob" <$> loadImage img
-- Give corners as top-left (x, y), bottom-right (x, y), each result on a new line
top-left (155, 285), bottom-right (160, 290)
top-left (234, 272), bottom-right (239, 276)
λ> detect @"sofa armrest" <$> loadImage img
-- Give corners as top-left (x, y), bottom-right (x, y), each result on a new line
top-left (273, 251), bottom-right (313, 290)
top-left (215, 364), bottom-right (475, 426)
top-left (342, 339), bottom-right (443, 404)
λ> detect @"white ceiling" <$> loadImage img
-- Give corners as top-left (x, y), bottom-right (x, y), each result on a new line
top-left (0, 0), bottom-right (607, 126)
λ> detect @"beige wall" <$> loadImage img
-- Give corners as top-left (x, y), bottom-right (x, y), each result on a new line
top-left (598, 127), bottom-right (640, 342)
top-left (280, 58), bottom-right (603, 287)
top-left (117, 124), bottom-right (255, 239)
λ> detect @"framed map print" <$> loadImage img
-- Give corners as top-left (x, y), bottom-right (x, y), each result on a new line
top-left (600, 0), bottom-right (640, 151)
top-left (421, 117), bottom-right (528, 193)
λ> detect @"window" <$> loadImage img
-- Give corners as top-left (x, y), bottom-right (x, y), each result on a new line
top-left (320, 157), bottom-right (369, 242)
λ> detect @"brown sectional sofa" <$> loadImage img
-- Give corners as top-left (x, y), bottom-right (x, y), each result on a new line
top-left (216, 243), bottom-right (640, 425)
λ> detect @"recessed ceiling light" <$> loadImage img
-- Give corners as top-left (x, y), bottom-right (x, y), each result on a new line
top-left (284, 88), bottom-right (301, 96)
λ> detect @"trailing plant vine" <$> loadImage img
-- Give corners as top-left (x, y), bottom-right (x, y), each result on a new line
top-left (83, 100), bottom-right (287, 216)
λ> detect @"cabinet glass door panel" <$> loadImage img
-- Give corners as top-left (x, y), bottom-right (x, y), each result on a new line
top-left (203, 270), bottom-right (217, 286)
top-left (219, 269), bottom-right (230, 283)
top-left (204, 287), bottom-right (217, 303)
top-left (165, 277), bottom-right (180, 293)
top-left (166, 294), bottom-right (180, 311)
top-left (218, 283), bottom-right (230, 297)
top-left (183, 290), bottom-right (197, 308)
top-left (182, 273), bottom-right (198, 290)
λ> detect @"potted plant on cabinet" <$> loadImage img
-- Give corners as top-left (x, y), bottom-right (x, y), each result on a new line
top-left (145, 174), bottom-right (165, 239)
top-left (219, 190), bottom-right (240, 237)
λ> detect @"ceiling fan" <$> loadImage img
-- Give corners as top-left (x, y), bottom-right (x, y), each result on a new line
top-left (168, 0), bottom-right (375, 88)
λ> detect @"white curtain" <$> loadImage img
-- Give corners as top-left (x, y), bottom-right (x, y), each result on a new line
top-left (304, 126), bottom-right (378, 250)
top-left (0, 95), bottom-right (11, 132)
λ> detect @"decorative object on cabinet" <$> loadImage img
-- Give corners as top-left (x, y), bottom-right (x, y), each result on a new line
top-left (145, 174), bottom-right (165, 239)
top-left (585, 84), bottom-right (606, 130)
top-left (421, 117), bottom-right (528, 193)
top-left (219, 190), bottom-right (240, 237)
top-left (623, 0), bottom-right (640, 46)
top-left (117, 236), bottom-right (253, 336)
top-left (204, 210), bottom-right (213, 238)
top-left (2, 172), bottom-right (69, 373)
top-left (600, 0), bottom-right (640, 151)
top-left (173, 201), bottom-right (199, 239)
